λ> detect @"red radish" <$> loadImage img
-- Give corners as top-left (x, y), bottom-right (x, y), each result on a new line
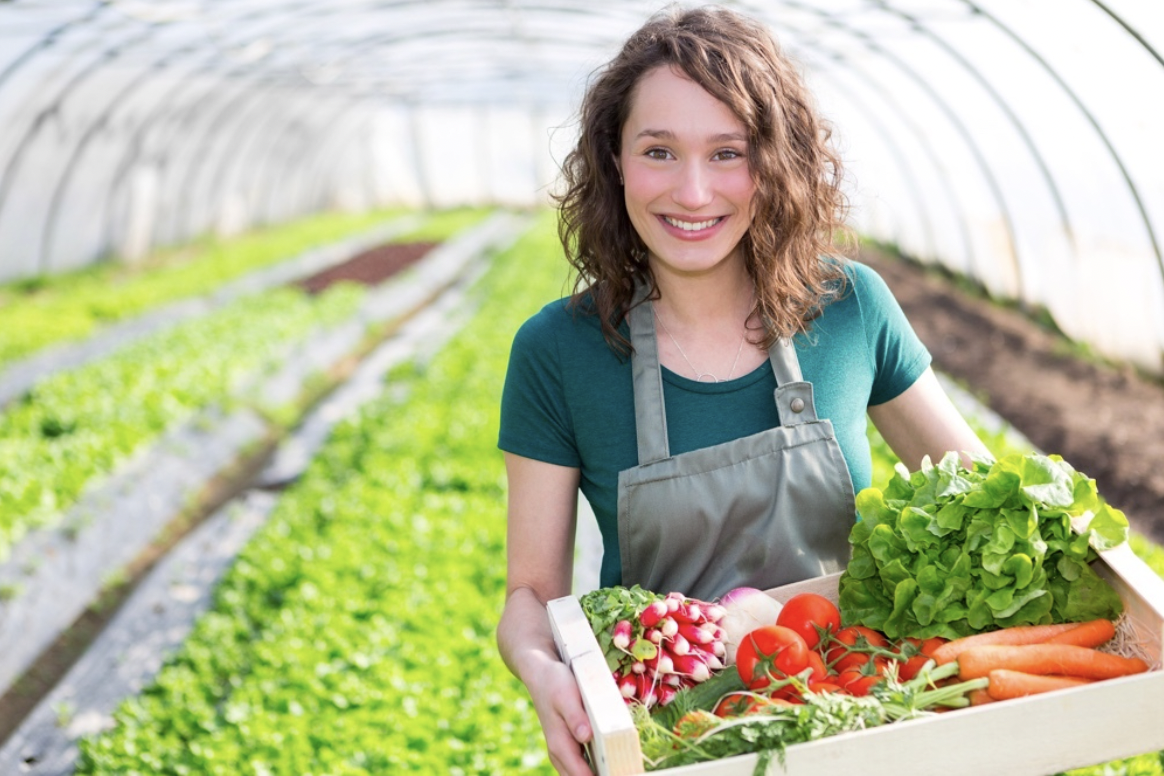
top-left (639, 601), bottom-right (668, 628)
top-left (635, 673), bottom-right (659, 707)
top-left (645, 652), bottom-right (674, 676)
top-left (671, 653), bottom-right (712, 682)
top-left (703, 603), bottom-right (727, 623)
top-left (612, 620), bottom-right (633, 651)
top-left (616, 673), bottom-right (637, 699)
top-left (673, 602), bottom-right (703, 624)
top-left (656, 683), bottom-right (679, 706)
top-left (679, 622), bottom-right (714, 645)
top-left (583, 588), bottom-right (730, 709)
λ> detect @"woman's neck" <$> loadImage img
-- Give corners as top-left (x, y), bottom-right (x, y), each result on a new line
top-left (650, 261), bottom-right (754, 330)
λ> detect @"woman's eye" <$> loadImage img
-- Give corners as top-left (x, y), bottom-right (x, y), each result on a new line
top-left (714, 148), bottom-right (744, 161)
top-left (644, 148), bottom-right (671, 160)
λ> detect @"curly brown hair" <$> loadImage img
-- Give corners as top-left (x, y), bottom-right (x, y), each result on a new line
top-left (555, 4), bottom-right (852, 353)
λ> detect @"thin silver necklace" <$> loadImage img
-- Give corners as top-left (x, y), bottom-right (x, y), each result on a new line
top-left (654, 306), bottom-right (747, 383)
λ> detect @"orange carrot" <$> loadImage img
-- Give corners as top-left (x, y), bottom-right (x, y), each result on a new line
top-left (1042, 618), bottom-right (1116, 648)
top-left (986, 669), bottom-right (1093, 700)
top-left (967, 688), bottom-right (996, 706)
top-left (932, 623), bottom-right (1082, 665)
top-left (957, 643), bottom-right (1150, 681)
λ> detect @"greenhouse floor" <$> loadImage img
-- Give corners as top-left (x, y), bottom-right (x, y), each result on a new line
top-left (865, 247), bottom-right (1164, 548)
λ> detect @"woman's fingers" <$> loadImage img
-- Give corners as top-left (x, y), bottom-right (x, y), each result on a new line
top-left (536, 661), bottom-right (595, 775)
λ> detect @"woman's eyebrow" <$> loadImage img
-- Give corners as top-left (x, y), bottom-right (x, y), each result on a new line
top-left (633, 128), bottom-right (748, 142)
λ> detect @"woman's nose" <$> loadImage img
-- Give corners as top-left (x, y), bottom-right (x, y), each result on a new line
top-left (671, 161), bottom-right (714, 210)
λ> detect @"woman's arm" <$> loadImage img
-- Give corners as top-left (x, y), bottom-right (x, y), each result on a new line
top-left (496, 452), bottom-right (593, 776)
top-left (868, 366), bottom-right (992, 471)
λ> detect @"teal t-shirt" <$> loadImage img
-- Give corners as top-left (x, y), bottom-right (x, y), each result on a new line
top-left (499, 261), bottom-right (931, 588)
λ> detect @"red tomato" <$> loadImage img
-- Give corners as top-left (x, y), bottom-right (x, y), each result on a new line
top-left (825, 625), bottom-right (890, 673)
top-left (805, 649), bottom-right (829, 683)
top-left (735, 625), bottom-right (810, 691)
top-left (837, 669), bottom-right (883, 696)
top-left (895, 636), bottom-right (948, 682)
top-left (776, 593), bottom-right (841, 650)
top-left (807, 679), bottom-right (847, 695)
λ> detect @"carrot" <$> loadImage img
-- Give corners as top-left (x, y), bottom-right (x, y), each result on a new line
top-left (986, 669), bottom-right (1094, 700)
top-left (932, 622), bottom-right (1081, 665)
top-left (1042, 618), bottom-right (1116, 648)
top-left (967, 688), bottom-right (996, 706)
top-left (957, 643), bottom-right (1150, 681)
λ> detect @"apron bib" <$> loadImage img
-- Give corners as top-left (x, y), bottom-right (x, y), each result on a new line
top-left (616, 292), bottom-right (856, 601)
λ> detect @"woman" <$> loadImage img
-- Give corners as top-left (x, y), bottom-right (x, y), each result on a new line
top-left (497, 6), bottom-right (989, 773)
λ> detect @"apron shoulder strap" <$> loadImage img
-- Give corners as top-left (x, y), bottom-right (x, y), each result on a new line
top-left (769, 337), bottom-right (819, 425)
top-left (628, 289), bottom-right (671, 464)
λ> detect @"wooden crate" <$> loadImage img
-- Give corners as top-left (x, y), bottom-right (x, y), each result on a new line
top-left (547, 543), bottom-right (1164, 775)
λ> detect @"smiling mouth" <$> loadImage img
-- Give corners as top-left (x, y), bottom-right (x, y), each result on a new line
top-left (662, 215), bottom-right (724, 232)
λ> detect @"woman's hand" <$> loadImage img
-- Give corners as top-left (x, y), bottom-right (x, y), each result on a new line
top-left (525, 649), bottom-right (594, 775)
top-left (497, 454), bottom-right (591, 773)
top-left (499, 587), bottom-right (595, 775)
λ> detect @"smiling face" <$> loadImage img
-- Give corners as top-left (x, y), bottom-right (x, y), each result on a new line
top-left (617, 66), bottom-right (756, 281)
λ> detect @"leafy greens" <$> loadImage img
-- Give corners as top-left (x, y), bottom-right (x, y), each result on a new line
top-left (837, 451), bottom-right (1129, 640)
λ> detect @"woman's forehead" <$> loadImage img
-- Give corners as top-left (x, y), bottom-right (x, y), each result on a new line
top-left (622, 66), bottom-right (746, 141)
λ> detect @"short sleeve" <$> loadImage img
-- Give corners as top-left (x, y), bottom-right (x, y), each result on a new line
top-left (498, 305), bottom-right (581, 467)
top-left (851, 263), bottom-right (932, 406)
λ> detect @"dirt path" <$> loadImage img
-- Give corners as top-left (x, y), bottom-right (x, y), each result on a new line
top-left (862, 246), bottom-right (1164, 546)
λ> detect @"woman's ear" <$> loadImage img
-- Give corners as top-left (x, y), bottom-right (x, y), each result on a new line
top-left (613, 156), bottom-right (623, 186)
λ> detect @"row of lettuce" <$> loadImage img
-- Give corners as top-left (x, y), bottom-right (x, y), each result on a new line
top-left (74, 213), bottom-right (564, 774)
top-left (0, 209), bottom-right (412, 369)
top-left (0, 208), bottom-right (490, 557)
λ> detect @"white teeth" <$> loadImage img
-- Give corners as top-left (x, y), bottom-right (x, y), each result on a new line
top-left (663, 216), bottom-right (721, 231)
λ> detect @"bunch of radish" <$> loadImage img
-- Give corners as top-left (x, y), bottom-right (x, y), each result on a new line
top-left (607, 591), bottom-right (728, 708)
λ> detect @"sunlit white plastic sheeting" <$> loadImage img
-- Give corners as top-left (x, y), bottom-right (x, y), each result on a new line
top-left (0, 0), bottom-right (1162, 372)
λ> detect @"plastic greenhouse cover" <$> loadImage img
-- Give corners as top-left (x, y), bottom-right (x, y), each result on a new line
top-left (0, 0), bottom-right (1161, 370)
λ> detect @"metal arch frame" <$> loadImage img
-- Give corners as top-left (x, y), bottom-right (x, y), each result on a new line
top-left (39, 37), bottom-right (214, 269)
top-left (293, 101), bottom-right (388, 213)
top-left (870, 1), bottom-right (1081, 271)
top-left (230, 87), bottom-right (369, 223)
top-left (53, 3), bottom-right (408, 265)
top-left (0, 0), bottom-right (1161, 279)
top-left (0, 9), bottom-right (162, 272)
top-left (1089, 0), bottom-right (1164, 69)
top-left (811, 49), bottom-right (978, 276)
top-left (0, 3), bottom-right (105, 91)
top-left (781, 5), bottom-right (1025, 299)
top-left (962, 0), bottom-right (1164, 299)
top-left (93, 0), bottom-right (379, 254)
top-left (809, 57), bottom-right (944, 264)
top-left (100, 58), bottom-right (269, 254)
top-left (35, 2), bottom-right (375, 262)
top-left (1, 0), bottom-right (628, 272)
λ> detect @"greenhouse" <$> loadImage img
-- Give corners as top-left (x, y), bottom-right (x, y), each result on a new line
top-left (0, 1), bottom-right (1162, 774)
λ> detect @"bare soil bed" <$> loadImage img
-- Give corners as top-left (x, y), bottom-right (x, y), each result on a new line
top-left (294, 240), bottom-right (437, 293)
top-left (862, 246), bottom-right (1164, 547)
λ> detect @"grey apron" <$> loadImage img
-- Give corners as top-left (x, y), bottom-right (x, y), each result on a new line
top-left (616, 293), bottom-right (856, 601)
